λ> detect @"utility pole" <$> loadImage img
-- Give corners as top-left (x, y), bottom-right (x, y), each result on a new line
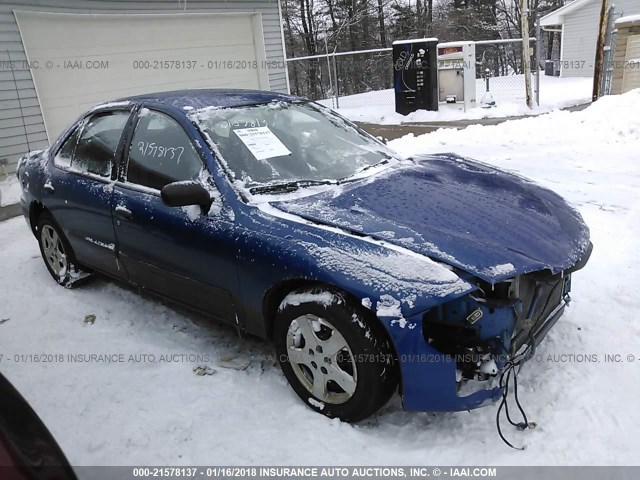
top-left (520, 0), bottom-right (534, 108)
top-left (535, 19), bottom-right (542, 106)
top-left (593, 0), bottom-right (611, 100)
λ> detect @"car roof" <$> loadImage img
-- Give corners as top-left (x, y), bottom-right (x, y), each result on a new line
top-left (116, 89), bottom-right (303, 111)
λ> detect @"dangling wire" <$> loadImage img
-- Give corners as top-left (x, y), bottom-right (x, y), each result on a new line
top-left (496, 354), bottom-right (534, 450)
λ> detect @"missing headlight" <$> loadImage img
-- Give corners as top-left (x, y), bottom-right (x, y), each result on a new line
top-left (422, 287), bottom-right (520, 380)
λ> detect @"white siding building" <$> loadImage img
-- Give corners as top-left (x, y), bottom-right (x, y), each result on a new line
top-left (0, 0), bottom-right (289, 175)
top-left (541, 0), bottom-right (640, 78)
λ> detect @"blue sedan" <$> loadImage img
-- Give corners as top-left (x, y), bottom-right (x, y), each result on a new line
top-left (17, 89), bottom-right (592, 421)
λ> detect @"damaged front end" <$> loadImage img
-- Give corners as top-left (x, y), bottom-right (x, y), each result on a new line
top-left (425, 269), bottom-right (572, 383)
top-left (397, 244), bottom-right (591, 412)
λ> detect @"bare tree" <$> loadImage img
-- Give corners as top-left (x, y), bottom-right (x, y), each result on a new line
top-left (377, 0), bottom-right (388, 46)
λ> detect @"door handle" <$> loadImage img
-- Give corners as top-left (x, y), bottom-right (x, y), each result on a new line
top-left (115, 205), bottom-right (132, 220)
top-left (44, 182), bottom-right (55, 193)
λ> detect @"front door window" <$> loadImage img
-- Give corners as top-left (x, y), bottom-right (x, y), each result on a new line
top-left (126, 110), bottom-right (202, 190)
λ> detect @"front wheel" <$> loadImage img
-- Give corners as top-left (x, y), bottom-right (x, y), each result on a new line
top-left (36, 213), bottom-right (88, 288)
top-left (274, 288), bottom-right (398, 422)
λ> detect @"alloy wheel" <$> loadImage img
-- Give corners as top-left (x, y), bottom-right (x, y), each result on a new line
top-left (41, 225), bottom-right (68, 277)
top-left (286, 314), bottom-right (358, 404)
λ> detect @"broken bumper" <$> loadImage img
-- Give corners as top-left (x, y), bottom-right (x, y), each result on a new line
top-left (388, 270), bottom-right (581, 412)
top-left (381, 243), bottom-right (592, 413)
top-left (394, 296), bottom-right (568, 412)
top-left (392, 307), bottom-right (506, 412)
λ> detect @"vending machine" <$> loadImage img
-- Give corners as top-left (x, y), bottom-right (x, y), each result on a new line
top-left (437, 41), bottom-right (477, 111)
top-left (392, 38), bottom-right (439, 115)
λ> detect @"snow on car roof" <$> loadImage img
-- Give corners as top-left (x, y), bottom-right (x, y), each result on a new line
top-left (115, 89), bottom-right (303, 111)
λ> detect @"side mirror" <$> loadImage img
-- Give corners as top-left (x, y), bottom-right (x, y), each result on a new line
top-left (161, 181), bottom-right (212, 208)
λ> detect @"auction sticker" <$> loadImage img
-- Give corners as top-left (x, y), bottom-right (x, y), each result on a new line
top-left (234, 126), bottom-right (291, 160)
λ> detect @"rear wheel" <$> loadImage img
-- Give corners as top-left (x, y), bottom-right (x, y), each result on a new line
top-left (36, 213), bottom-right (87, 288)
top-left (275, 288), bottom-right (398, 422)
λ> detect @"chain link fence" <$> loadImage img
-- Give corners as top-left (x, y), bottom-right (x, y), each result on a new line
top-left (287, 57), bottom-right (334, 103)
top-left (286, 38), bottom-right (539, 115)
top-left (287, 48), bottom-right (393, 109)
top-left (475, 39), bottom-right (539, 107)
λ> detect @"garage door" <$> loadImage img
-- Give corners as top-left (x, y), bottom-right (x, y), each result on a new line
top-left (14, 11), bottom-right (270, 141)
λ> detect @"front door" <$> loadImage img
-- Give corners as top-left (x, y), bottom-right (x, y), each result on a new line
top-left (112, 108), bottom-right (239, 324)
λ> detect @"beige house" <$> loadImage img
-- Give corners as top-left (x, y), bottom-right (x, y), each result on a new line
top-left (541, 0), bottom-right (640, 78)
top-left (611, 15), bottom-right (640, 94)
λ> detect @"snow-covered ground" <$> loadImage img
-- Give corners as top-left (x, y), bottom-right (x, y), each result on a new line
top-left (320, 74), bottom-right (593, 124)
top-left (1, 90), bottom-right (639, 466)
top-left (0, 176), bottom-right (20, 207)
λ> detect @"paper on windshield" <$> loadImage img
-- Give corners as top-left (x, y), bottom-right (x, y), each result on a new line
top-left (233, 127), bottom-right (291, 161)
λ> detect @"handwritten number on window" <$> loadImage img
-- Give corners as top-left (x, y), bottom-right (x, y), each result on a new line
top-left (137, 142), bottom-right (185, 163)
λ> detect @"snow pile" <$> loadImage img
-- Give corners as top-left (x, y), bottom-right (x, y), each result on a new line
top-left (615, 13), bottom-right (640, 24)
top-left (320, 75), bottom-right (593, 124)
top-left (375, 294), bottom-right (402, 318)
top-left (279, 290), bottom-right (342, 310)
top-left (376, 294), bottom-right (410, 329)
top-left (481, 263), bottom-right (516, 279)
top-left (0, 176), bottom-right (21, 207)
top-left (390, 89), bottom-right (640, 156)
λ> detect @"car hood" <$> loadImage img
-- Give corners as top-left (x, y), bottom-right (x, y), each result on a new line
top-left (271, 154), bottom-right (591, 282)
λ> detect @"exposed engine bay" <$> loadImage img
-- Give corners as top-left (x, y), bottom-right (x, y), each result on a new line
top-left (422, 268), bottom-right (574, 385)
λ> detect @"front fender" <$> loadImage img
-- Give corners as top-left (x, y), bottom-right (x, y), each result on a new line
top-left (235, 203), bottom-right (473, 332)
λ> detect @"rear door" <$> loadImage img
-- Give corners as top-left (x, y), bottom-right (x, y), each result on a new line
top-left (46, 109), bottom-right (131, 277)
top-left (112, 108), bottom-right (240, 324)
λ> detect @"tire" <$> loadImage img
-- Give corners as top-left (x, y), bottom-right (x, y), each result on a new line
top-left (36, 212), bottom-right (87, 288)
top-left (275, 287), bottom-right (398, 422)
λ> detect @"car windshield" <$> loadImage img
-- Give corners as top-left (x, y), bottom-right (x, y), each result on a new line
top-left (191, 101), bottom-right (396, 193)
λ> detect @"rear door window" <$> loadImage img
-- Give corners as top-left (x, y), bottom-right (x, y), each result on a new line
top-left (70, 111), bottom-right (130, 178)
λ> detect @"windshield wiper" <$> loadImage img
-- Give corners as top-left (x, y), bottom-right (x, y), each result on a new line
top-left (249, 179), bottom-right (334, 195)
top-left (339, 159), bottom-right (390, 183)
